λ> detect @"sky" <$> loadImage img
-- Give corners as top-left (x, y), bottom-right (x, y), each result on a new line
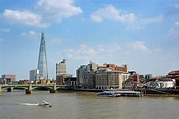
top-left (0, 0), bottom-right (179, 80)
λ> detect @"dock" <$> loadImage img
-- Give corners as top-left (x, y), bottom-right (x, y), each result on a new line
top-left (115, 90), bottom-right (143, 97)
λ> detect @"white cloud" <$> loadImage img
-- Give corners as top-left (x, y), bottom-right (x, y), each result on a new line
top-left (141, 15), bottom-right (163, 23)
top-left (167, 21), bottom-right (179, 40)
top-left (174, 4), bottom-right (179, 9)
top-left (28, 31), bottom-right (36, 36)
top-left (0, 38), bottom-right (4, 42)
top-left (168, 27), bottom-right (179, 40)
top-left (91, 5), bottom-right (136, 23)
top-left (20, 30), bottom-right (36, 37)
top-left (2, 9), bottom-right (47, 27)
top-left (64, 43), bottom-right (121, 60)
top-left (0, 28), bottom-right (11, 33)
top-left (50, 38), bottom-right (62, 43)
top-left (65, 44), bottom-right (96, 60)
top-left (36, 0), bottom-right (83, 23)
top-left (1, 0), bottom-right (82, 27)
top-left (175, 21), bottom-right (179, 26)
top-left (128, 41), bottom-right (151, 53)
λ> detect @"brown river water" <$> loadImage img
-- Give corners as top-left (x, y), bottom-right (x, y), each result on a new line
top-left (0, 90), bottom-right (179, 119)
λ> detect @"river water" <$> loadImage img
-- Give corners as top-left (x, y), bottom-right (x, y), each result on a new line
top-left (0, 90), bottom-right (179, 119)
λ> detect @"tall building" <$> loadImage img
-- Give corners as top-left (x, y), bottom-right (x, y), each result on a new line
top-left (56, 59), bottom-right (67, 85)
top-left (37, 32), bottom-right (48, 80)
top-left (56, 59), bottom-right (66, 76)
top-left (29, 69), bottom-right (40, 81)
top-left (76, 61), bottom-right (97, 88)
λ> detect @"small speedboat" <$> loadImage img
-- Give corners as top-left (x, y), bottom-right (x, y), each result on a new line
top-left (38, 101), bottom-right (52, 107)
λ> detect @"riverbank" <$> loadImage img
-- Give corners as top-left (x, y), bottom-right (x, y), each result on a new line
top-left (57, 88), bottom-right (179, 96)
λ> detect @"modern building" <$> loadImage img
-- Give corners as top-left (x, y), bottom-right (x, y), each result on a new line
top-left (37, 32), bottom-right (48, 80)
top-left (56, 59), bottom-right (66, 76)
top-left (76, 61), bottom-right (97, 88)
top-left (95, 68), bottom-right (129, 89)
top-left (29, 69), bottom-right (40, 81)
top-left (56, 59), bottom-right (67, 85)
top-left (1, 74), bottom-right (16, 84)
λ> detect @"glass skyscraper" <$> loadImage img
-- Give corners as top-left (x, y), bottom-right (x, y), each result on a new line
top-left (37, 32), bottom-right (48, 79)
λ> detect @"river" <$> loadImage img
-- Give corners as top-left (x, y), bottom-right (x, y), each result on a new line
top-left (0, 90), bottom-right (179, 119)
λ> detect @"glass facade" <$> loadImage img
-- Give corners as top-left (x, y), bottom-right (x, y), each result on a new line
top-left (37, 32), bottom-right (48, 79)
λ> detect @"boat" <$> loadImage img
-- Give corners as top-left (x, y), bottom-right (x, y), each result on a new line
top-left (96, 90), bottom-right (143, 97)
top-left (38, 101), bottom-right (52, 107)
top-left (96, 91), bottom-right (121, 97)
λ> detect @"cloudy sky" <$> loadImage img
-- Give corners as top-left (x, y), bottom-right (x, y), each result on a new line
top-left (0, 0), bottom-right (179, 80)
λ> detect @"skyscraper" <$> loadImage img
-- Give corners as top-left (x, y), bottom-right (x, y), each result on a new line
top-left (56, 59), bottom-right (66, 76)
top-left (37, 32), bottom-right (48, 79)
top-left (29, 69), bottom-right (40, 81)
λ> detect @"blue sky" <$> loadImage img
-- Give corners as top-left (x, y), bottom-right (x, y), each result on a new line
top-left (0, 0), bottom-right (179, 80)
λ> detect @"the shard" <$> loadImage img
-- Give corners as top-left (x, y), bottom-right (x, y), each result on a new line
top-left (37, 32), bottom-right (48, 79)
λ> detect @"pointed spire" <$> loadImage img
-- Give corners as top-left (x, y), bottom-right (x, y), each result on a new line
top-left (37, 32), bottom-right (48, 79)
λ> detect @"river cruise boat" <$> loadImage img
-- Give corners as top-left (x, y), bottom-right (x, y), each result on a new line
top-left (96, 91), bottom-right (121, 97)
top-left (96, 90), bottom-right (143, 97)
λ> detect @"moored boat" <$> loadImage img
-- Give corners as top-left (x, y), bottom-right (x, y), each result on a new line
top-left (96, 90), bottom-right (143, 97)
top-left (96, 91), bottom-right (121, 97)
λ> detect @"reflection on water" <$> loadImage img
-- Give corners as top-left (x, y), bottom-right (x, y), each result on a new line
top-left (0, 91), bottom-right (179, 119)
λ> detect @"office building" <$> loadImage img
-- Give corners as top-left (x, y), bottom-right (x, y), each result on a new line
top-left (96, 63), bottom-right (130, 89)
top-left (56, 59), bottom-right (66, 76)
top-left (37, 32), bottom-right (48, 79)
top-left (76, 61), bottom-right (97, 88)
top-left (56, 59), bottom-right (67, 85)
top-left (1, 74), bottom-right (16, 84)
top-left (29, 69), bottom-right (40, 81)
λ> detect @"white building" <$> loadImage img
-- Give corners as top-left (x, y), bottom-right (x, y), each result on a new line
top-left (29, 69), bottom-right (39, 81)
top-left (155, 78), bottom-right (175, 88)
top-left (146, 78), bottom-right (175, 88)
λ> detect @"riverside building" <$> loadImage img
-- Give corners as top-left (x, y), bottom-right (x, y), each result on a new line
top-left (76, 62), bottom-right (130, 89)
top-left (56, 59), bottom-right (70, 85)
top-left (95, 64), bottom-right (130, 89)
top-left (76, 61), bottom-right (97, 88)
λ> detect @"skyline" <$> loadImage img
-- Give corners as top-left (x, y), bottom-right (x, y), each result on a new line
top-left (0, 0), bottom-right (179, 80)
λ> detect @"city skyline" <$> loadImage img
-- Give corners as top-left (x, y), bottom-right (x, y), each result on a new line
top-left (0, 0), bottom-right (179, 80)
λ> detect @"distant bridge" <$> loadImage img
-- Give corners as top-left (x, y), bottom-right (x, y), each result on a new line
top-left (0, 84), bottom-right (74, 95)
